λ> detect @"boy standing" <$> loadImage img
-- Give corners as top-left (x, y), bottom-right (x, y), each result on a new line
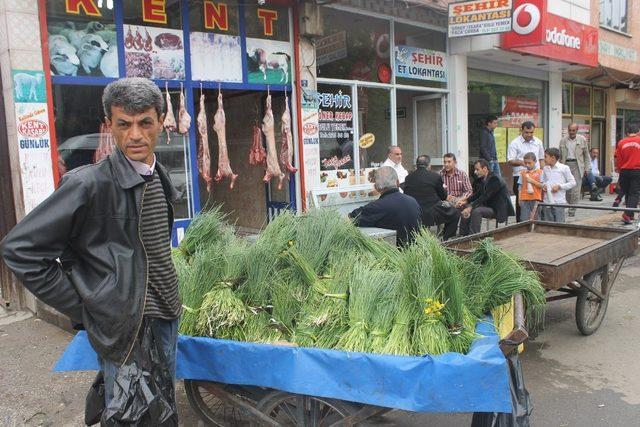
top-left (541, 148), bottom-right (576, 222)
top-left (519, 152), bottom-right (543, 221)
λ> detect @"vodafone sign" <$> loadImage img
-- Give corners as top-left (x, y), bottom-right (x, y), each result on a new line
top-left (501, 0), bottom-right (598, 67)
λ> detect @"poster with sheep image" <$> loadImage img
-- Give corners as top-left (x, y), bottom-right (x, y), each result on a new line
top-left (190, 32), bottom-right (242, 82)
top-left (124, 25), bottom-right (185, 80)
top-left (245, 38), bottom-right (292, 85)
top-left (47, 20), bottom-right (119, 77)
top-left (12, 70), bottom-right (46, 103)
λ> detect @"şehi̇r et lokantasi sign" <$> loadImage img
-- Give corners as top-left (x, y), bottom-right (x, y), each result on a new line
top-left (448, 0), bottom-right (513, 37)
top-left (395, 46), bottom-right (447, 82)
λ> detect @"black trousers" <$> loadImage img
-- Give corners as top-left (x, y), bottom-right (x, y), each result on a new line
top-left (423, 208), bottom-right (460, 241)
top-left (619, 169), bottom-right (640, 218)
top-left (459, 207), bottom-right (495, 236)
top-left (512, 177), bottom-right (521, 222)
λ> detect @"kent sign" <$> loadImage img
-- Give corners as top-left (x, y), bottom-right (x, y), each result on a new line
top-left (448, 0), bottom-right (513, 37)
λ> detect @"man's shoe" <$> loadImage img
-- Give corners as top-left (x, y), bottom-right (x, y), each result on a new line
top-left (622, 213), bottom-right (633, 225)
top-left (613, 197), bottom-right (621, 207)
top-left (589, 192), bottom-right (603, 202)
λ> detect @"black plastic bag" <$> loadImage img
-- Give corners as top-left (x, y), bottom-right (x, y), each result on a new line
top-left (471, 352), bottom-right (532, 427)
top-left (100, 319), bottom-right (178, 426)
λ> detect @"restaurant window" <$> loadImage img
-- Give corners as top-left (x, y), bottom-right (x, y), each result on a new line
top-left (394, 23), bottom-right (447, 89)
top-left (123, 0), bottom-right (185, 79)
top-left (468, 69), bottom-right (546, 163)
top-left (358, 87), bottom-right (392, 170)
top-left (317, 9), bottom-right (390, 83)
top-left (573, 85), bottom-right (591, 116)
top-left (562, 83), bottom-right (571, 116)
top-left (45, 0), bottom-right (118, 77)
top-left (593, 88), bottom-right (606, 117)
top-left (52, 84), bottom-right (193, 219)
top-left (599, 0), bottom-right (628, 33)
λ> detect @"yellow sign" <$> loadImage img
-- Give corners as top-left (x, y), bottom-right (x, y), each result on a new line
top-left (494, 127), bottom-right (507, 162)
top-left (358, 133), bottom-right (375, 149)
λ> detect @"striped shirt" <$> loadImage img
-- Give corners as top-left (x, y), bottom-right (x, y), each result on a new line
top-left (140, 172), bottom-right (181, 319)
top-left (439, 168), bottom-right (473, 199)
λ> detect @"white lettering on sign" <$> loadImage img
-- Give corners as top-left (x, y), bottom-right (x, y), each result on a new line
top-left (545, 27), bottom-right (581, 50)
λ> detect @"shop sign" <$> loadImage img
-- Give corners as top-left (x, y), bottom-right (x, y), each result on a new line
top-left (302, 106), bottom-right (321, 190)
top-left (394, 46), bottom-right (447, 82)
top-left (448, 0), bottom-right (513, 37)
top-left (501, 0), bottom-right (598, 67)
top-left (316, 31), bottom-right (347, 67)
top-left (599, 40), bottom-right (638, 63)
top-left (500, 96), bottom-right (539, 127)
top-left (12, 70), bottom-right (56, 215)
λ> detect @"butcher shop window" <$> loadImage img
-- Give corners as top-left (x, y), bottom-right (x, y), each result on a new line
top-left (45, 0), bottom-right (119, 78)
top-left (52, 84), bottom-right (193, 219)
top-left (316, 9), bottom-right (391, 83)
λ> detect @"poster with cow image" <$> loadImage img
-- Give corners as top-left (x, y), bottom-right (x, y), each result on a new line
top-left (46, 19), bottom-right (119, 77)
top-left (124, 25), bottom-right (185, 80)
top-left (190, 32), bottom-right (242, 82)
top-left (246, 38), bottom-right (292, 85)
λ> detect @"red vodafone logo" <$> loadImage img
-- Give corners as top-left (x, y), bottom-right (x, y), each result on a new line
top-left (512, 3), bottom-right (541, 35)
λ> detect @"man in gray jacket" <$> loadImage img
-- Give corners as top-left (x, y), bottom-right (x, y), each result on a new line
top-left (559, 123), bottom-right (591, 215)
top-left (1, 78), bottom-right (180, 424)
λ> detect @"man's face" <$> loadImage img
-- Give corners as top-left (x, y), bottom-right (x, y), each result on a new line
top-left (474, 163), bottom-right (488, 178)
top-left (544, 153), bottom-right (556, 166)
top-left (388, 147), bottom-right (402, 164)
top-left (522, 126), bottom-right (535, 141)
top-left (590, 149), bottom-right (599, 159)
top-left (106, 106), bottom-right (164, 165)
top-left (443, 156), bottom-right (456, 172)
top-left (488, 119), bottom-right (498, 130)
top-left (568, 125), bottom-right (578, 139)
top-left (523, 158), bottom-right (536, 170)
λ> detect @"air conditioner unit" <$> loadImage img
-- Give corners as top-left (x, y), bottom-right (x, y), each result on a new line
top-left (299, 3), bottom-right (324, 38)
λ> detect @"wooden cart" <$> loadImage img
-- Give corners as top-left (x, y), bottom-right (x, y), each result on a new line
top-left (446, 221), bottom-right (639, 335)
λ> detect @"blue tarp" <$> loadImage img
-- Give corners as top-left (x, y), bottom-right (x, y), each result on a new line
top-left (54, 318), bottom-right (511, 413)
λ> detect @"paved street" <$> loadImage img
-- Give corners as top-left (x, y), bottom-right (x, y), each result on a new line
top-left (1, 201), bottom-right (639, 426)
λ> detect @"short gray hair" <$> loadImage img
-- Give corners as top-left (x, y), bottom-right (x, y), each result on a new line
top-left (102, 77), bottom-right (164, 119)
top-left (374, 166), bottom-right (398, 192)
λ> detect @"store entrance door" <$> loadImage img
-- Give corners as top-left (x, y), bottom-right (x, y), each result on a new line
top-left (413, 94), bottom-right (447, 167)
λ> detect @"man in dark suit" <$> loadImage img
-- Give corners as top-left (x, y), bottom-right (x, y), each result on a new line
top-left (403, 155), bottom-right (460, 240)
top-left (349, 166), bottom-right (422, 247)
top-left (460, 159), bottom-right (515, 236)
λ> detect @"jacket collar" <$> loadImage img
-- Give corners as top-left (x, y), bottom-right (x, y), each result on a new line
top-left (380, 188), bottom-right (400, 198)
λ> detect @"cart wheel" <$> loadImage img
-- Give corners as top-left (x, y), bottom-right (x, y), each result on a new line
top-left (575, 266), bottom-right (609, 336)
top-left (184, 380), bottom-right (255, 426)
top-left (256, 391), bottom-right (360, 426)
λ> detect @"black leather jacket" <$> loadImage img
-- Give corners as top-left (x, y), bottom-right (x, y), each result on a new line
top-left (1, 148), bottom-right (178, 364)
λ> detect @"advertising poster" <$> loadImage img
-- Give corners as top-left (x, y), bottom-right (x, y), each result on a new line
top-left (246, 38), bottom-right (292, 85)
top-left (394, 45), bottom-right (447, 82)
top-left (302, 106), bottom-right (320, 190)
top-left (12, 70), bottom-right (46, 103)
top-left (500, 96), bottom-right (540, 128)
top-left (46, 12), bottom-right (118, 77)
top-left (316, 31), bottom-right (347, 66)
top-left (506, 127), bottom-right (521, 148)
top-left (494, 127), bottom-right (508, 162)
top-left (13, 74), bottom-right (55, 214)
top-left (124, 25), bottom-right (185, 80)
top-left (190, 32), bottom-right (242, 82)
top-left (317, 89), bottom-right (354, 173)
top-left (448, 0), bottom-right (513, 37)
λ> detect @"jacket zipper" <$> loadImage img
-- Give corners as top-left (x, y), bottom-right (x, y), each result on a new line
top-left (121, 182), bottom-right (149, 366)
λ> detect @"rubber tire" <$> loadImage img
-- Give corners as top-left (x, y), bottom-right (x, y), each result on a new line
top-left (575, 266), bottom-right (609, 336)
top-left (184, 379), bottom-right (254, 426)
top-left (256, 390), bottom-right (361, 426)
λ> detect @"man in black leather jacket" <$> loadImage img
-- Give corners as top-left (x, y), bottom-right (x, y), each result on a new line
top-left (403, 155), bottom-right (459, 240)
top-left (1, 77), bottom-right (180, 423)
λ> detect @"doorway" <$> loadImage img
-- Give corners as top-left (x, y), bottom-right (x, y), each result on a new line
top-left (413, 94), bottom-right (447, 167)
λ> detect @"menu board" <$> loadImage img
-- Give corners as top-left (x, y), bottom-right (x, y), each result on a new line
top-left (317, 88), bottom-right (354, 172)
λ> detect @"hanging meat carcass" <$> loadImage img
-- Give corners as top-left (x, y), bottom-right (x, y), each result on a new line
top-left (261, 93), bottom-right (284, 189)
top-left (249, 123), bottom-right (266, 166)
top-left (197, 92), bottom-right (213, 192)
top-left (177, 82), bottom-right (191, 134)
top-left (213, 90), bottom-right (238, 189)
top-left (162, 82), bottom-right (177, 143)
top-left (280, 93), bottom-right (297, 175)
top-left (94, 122), bottom-right (115, 163)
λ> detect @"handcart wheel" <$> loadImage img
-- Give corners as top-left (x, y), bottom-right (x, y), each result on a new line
top-left (184, 380), bottom-right (256, 426)
top-left (256, 390), bottom-right (360, 426)
top-left (575, 265), bottom-right (610, 336)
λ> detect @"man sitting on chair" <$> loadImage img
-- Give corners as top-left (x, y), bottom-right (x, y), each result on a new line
top-left (583, 148), bottom-right (613, 201)
top-left (460, 159), bottom-right (515, 236)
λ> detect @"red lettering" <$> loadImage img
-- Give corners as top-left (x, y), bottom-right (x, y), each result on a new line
top-left (257, 9), bottom-right (278, 36)
top-left (65, 0), bottom-right (101, 16)
top-left (142, 0), bottom-right (167, 25)
top-left (204, 1), bottom-right (228, 31)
